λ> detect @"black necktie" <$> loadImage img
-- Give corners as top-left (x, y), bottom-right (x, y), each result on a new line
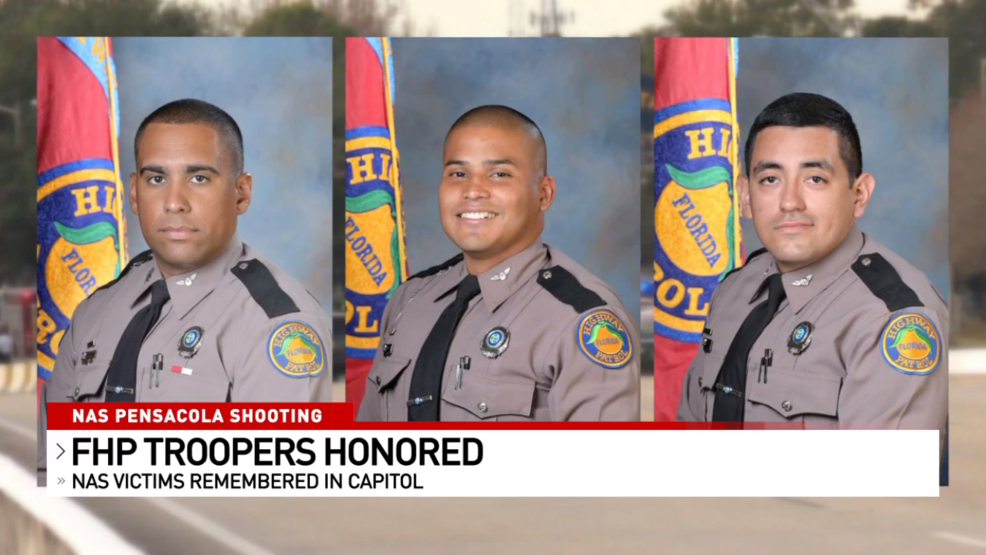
top-left (712, 273), bottom-right (787, 422)
top-left (105, 279), bottom-right (170, 402)
top-left (407, 274), bottom-right (481, 421)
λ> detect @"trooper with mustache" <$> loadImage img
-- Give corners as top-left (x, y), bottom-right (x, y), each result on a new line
top-left (357, 105), bottom-right (639, 422)
top-left (678, 93), bottom-right (947, 449)
top-left (39, 99), bottom-right (332, 485)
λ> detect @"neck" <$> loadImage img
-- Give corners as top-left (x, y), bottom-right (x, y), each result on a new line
top-left (462, 238), bottom-right (538, 275)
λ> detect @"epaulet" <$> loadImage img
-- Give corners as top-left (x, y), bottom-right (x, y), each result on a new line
top-left (536, 266), bottom-right (606, 313)
top-left (851, 253), bottom-right (922, 312)
top-left (230, 259), bottom-right (300, 319)
top-left (719, 247), bottom-right (768, 284)
top-left (94, 249), bottom-right (154, 294)
top-left (409, 253), bottom-right (464, 280)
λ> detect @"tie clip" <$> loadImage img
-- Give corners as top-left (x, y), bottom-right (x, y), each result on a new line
top-left (714, 383), bottom-right (743, 399)
top-left (406, 395), bottom-right (435, 407)
top-left (110, 385), bottom-right (135, 395)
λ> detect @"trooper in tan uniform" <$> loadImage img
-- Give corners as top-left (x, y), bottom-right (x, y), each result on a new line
top-left (357, 105), bottom-right (639, 421)
top-left (677, 93), bottom-right (947, 444)
top-left (39, 99), bottom-right (331, 484)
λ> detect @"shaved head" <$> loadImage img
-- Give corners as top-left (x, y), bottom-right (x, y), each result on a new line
top-left (445, 105), bottom-right (547, 178)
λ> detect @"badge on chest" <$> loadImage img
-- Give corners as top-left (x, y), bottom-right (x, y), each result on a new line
top-left (480, 327), bottom-right (510, 358)
top-left (178, 326), bottom-right (204, 359)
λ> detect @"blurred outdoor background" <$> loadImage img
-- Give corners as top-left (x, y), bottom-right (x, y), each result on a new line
top-left (1, 0), bottom-right (985, 554)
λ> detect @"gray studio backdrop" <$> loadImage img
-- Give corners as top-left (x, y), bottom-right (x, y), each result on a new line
top-left (393, 38), bottom-right (641, 317)
top-left (737, 37), bottom-right (949, 298)
top-left (114, 37), bottom-right (334, 310)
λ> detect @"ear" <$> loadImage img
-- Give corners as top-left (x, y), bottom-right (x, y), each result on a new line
top-left (128, 172), bottom-right (139, 216)
top-left (852, 172), bottom-right (875, 218)
top-left (538, 174), bottom-right (556, 212)
top-left (738, 174), bottom-right (753, 219)
top-left (235, 172), bottom-right (253, 216)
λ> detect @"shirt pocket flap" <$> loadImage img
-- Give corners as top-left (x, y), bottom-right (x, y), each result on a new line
top-left (74, 362), bottom-right (110, 399)
top-left (443, 375), bottom-right (535, 419)
top-left (699, 353), bottom-right (724, 392)
top-left (367, 356), bottom-right (412, 392)
top-left (747, 369), bottom-right (842, 418)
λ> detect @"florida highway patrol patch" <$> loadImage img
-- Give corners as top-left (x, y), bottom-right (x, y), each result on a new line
top-left (578, 309), bottom-right (632, 368)
top-left (268, 321), bottom-right (326, 378)
top-left (881, 311), bottom-right (941, 375)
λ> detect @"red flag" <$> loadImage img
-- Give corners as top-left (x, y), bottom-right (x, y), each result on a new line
top-left (653, 38), bottom-right (743, 420)
top-left (345, 38), bottom-right (409, 409)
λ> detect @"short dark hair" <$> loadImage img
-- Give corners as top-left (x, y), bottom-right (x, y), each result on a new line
top-left (445, 105), bottom-right (547, 177)
top-left (744, 93), bottom-right (862, 184)
top-left (134, 99), bottom-right (244, 175)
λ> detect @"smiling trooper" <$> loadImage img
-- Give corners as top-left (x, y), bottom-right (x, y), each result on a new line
top-left (357, 105), bottom-right (639, 422)
top-left (677, 93), bottom-right (947, 453)
top-left (39, 99), bottom-right (332, 485)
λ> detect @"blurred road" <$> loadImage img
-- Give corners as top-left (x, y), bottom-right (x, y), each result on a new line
top-left (0, 374), bottom-right (982, 555)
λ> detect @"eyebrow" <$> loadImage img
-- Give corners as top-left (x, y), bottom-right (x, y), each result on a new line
top-left (139, 165), bottom-right (166, 176)
top-left (752, 160), bottom-right (836, 174)
top-left (139, 164), bottom-right (221, 176)
top-left (752, 161), bottom-right (782, 175)
top-left (801, 160), bottom-right (835, 173)
top-left (443, 159), bottom-right (518, 168)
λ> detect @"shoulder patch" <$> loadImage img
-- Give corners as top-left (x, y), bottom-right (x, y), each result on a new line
top-left (94, 249), bottom-right (154, 294)
top-left (231, 259), bottom-right (300, 318)
top-left (577, 309), bottom-right (633, 368)
top-left (268, 320), bottom-right (326, 378)
top-left (410, 253), bottom-right (464, 280)
top-left (537, 266), bottom-right (606, 313)
top-left (880, 311), bottom-right (941, 375)
top-left (852, 253), bottom-right (922, 312)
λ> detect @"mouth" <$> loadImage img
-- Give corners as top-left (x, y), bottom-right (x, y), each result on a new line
top-left (160, 225), bottom-right (198, 240)
top-left (774, 221), bottom-right (812, 234)
top-left (457, 211), bottom-right (499, 222)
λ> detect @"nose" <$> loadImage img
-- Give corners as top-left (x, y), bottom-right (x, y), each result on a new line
top-left (163, 182), bottom-right (190, 214)
top-left (779, 181), bottom-right (806, 213)
top-left (461, 174), bottom-right (490, 200)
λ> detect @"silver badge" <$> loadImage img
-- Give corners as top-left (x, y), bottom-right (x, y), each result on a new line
top-left (178, 326), bottom-right (204, 359)
top-left (480, 327), bottom-right (510, 358)
top-left (787, 322), bottom-right (813, 355)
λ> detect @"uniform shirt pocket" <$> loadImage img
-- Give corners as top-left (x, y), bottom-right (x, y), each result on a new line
top-left (365, 355), bottom-right (412, 421)
top-left (72, 362), bottom-right (110, 402)
top-left (696, 353), bottom-right (724, 421)
top-left (746, 369), bottom-right (842, 421)
top-left (140, 367), bottom-right (230, 402)
top-left (442, 374), bottom-right (535, 421)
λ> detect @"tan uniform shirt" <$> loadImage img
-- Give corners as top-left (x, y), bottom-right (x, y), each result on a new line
top-left (38, 235), bottom-right (332, 483)
top-left (357, 238), bottom-right (640, 422)
top-left (677, 223), bottom-right (948, 438)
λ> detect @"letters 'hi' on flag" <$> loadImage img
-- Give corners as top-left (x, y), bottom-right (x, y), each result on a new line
top-left (653, 38), bottom-right (743, 421)
top-left (345, 38), bottom-right (409, 410)
top-left (36, 37), bottom-right (127, 406)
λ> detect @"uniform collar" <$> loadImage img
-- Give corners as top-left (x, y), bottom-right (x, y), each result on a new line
top-left (133, 235), bottom-right (245, 319)
top-left (432, 238), bottom-right (548, 312)
top-left (765, 222), bottom-right (864, 313)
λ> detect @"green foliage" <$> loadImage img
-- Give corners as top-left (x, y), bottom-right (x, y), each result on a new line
top-left (0, 0), bottom-right (214, 285)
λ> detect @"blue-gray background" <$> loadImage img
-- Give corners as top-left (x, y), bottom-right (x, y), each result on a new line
top-left (393, 38), bottom-right (641, 317)
top-left (737, 38), bottom-right (949, 297)
top-left (114, 37), bottom-right (334, 309)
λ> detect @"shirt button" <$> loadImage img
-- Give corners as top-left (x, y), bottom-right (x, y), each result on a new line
top-left (781, 400), bottom-right (793, 412)
top-left (542, 271), bottom-right (552, 280)
top-left (477, 402), bottom-right (488, 413)
top-left (861, 257), bottom-right (871, 267)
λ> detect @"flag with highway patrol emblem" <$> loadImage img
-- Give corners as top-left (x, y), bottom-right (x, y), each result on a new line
top-left (36, 37), bottom-right (127, 400)
top-left (653, 38), bottom-right (743, 420)
top-left (345, 38), bottom-right (410, 409)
